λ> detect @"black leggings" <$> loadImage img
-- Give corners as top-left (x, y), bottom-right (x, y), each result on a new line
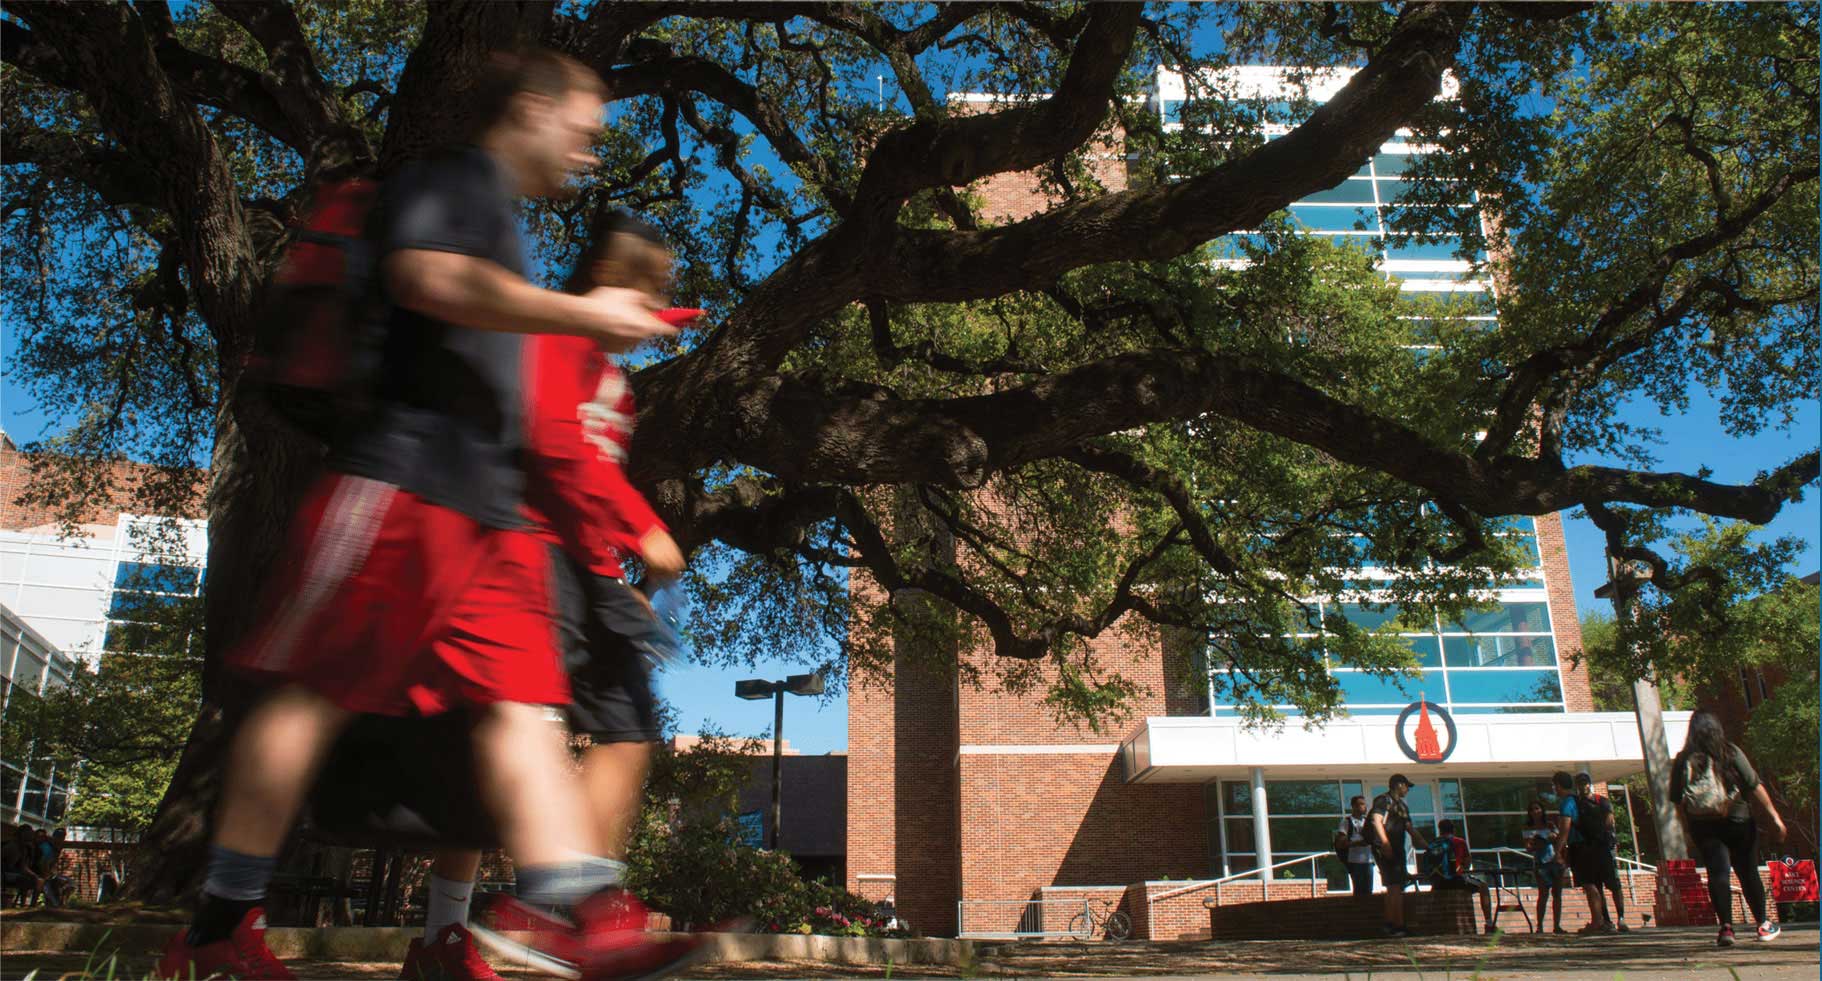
top-left (1690, 817), bottom-right (1767, 926)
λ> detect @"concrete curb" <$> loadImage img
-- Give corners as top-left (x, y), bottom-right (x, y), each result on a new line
top-left (0, 922), bottom-right (976, 967)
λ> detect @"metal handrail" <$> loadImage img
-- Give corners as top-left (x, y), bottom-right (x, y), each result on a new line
top-left (1152, 852), bottom-right (1339, 906)
top-left (1615, 854), bottom-right (1657, 873)
top-left (1487, 844), bottom-right (1675, 910)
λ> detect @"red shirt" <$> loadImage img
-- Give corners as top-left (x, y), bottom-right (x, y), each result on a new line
top-left (521, 335), bottom-right (665, 577)
top-left (1443, 835), bottom-right (1470, 875)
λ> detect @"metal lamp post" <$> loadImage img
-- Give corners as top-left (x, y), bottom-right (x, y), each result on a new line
top-left (735, 672), bottom-right (824, 850)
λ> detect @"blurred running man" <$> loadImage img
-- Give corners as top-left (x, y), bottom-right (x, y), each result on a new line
top-left (157, 49), bottom-right (688, 981)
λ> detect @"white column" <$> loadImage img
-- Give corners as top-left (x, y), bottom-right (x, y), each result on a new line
top-left (1251, 767), bottom-right (1274, 883)
top-left (1214, 781), bottom-right (1232, 878)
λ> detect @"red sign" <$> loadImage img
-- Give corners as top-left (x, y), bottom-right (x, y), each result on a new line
top-left (1770, 859), bottom-right (1817, 903)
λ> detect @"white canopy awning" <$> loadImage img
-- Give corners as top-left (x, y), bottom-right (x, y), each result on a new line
top-left (1120, 711), bottom-right (1691, 784)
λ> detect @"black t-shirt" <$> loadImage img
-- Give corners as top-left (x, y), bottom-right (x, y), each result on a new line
top-left (1670, 744), bottom-right (1760, 822)
top-left (334, 146), bottom-right (530, 528)
top-left (1371, 792), bottom-right (1410, 851)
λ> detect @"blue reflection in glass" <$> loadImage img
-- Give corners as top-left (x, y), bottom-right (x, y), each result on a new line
top-left (1444, 669), bottom-right (1562, 704)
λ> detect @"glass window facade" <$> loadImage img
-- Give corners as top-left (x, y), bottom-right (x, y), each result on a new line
top-left (1209, 539), bottom-right (1566, 714)
top-left (1168, 73), bottom-right (1559, 720)
top-left (104, 557), bottom-right (204, 656)
top-left (2, 516), bottom-right (205, 829)
top-left (1209, 776), bottom-right (1568, 888)
top-left (2, 608), bottom-right (78, 829)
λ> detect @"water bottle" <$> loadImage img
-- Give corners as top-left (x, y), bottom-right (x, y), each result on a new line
top-left (642, 580), bottom-right (690, 669)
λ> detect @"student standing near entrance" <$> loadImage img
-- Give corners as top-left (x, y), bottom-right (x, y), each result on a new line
top-left (1670, 709), bottom-right (1786, 948)
top-left (1573, 772), bottom-right (1629, 932)
top-left (1337, 795), bottom-right (1375, 898)
top-left (1368, 775), bottom-right (1429, 937)
top-left (1522, 800), bottom-right (1565, 933)
top-left (1551, 771), bottom-right (1614, 934)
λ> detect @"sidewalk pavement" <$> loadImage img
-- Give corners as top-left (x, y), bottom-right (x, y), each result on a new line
top-left (971, 923), bottom-right (1819, 980)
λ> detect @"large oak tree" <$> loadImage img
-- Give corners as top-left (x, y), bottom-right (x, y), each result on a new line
top-left (3, 2), bottom-right (1814, 897)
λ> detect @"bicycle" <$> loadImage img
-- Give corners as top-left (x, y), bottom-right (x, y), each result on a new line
top-left (1066, 896), bottom-right (1132, 942)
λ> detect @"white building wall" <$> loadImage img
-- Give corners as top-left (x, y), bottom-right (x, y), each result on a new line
top-left (0, 516), bottom-right (208, 664)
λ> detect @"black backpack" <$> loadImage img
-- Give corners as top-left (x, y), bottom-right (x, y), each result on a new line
top-left (1576, 792), bottom-right (1614, 847)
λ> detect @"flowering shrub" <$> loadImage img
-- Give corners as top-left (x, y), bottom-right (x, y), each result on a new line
top-left (756, 883), bottom-right (904, 937)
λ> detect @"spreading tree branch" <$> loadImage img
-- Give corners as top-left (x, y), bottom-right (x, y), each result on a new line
top-left (638, 347), bottom-right (1818, 525)
top-left (3, 121), bottom-right (166, 210)
top-left (846, 3), bottom-right (1140, 216)
top-left (602, 44), bottom-right (848, 212)
top-left (9, 2), bottom-right (263, 336)
top-left (666, 2), bottom-right (1468, 394)
top-left (1479, 164), bottom-right (1821, 459)
top-left (209, 0), bottom-right (374, 175)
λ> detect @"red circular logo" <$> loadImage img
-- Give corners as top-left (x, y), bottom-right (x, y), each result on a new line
top-left (1395, 700), bottom-right (1457, 764)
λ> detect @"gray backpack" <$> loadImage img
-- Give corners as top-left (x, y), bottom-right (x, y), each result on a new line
top-left (1681, 754), bottom-right (1738, 819)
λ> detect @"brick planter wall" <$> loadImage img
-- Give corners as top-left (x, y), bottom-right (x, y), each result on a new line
top-left (1208, 891), bottom-right (1479, 940)
top-left (1138, 866), bottom-right (1788, 942)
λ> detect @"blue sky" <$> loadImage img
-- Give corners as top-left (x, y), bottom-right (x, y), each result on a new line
top-left (1559, 390), bottom-right (1821, 624)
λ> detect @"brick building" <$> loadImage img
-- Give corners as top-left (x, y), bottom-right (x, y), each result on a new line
top-left (845, 68), bottom-right (1696, 940)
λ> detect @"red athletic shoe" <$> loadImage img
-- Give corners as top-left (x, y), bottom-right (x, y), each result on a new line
top-left (470, 893), bottom-right (583, 977)
top-left (401, 924), bottom-right (503, 981)
top-left (155, 907), bottom-right (294, 980)
top-left (570, 890), bottom-right (707, 981)
top-left (470, 890), bottom-right (706, 980)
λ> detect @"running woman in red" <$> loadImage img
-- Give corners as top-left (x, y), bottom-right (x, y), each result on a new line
top-left (157, 50), bottom-right (680, 981)
top-left (403, 214), bottom-right (700, 981)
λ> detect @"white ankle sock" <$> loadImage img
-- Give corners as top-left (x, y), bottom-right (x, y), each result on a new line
top-left (425, 874), bottom-right (476, 941)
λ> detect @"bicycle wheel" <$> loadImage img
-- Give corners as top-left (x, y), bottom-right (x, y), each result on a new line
top-left (1105, 910), bottom-right (1132, 942)
top-left (1065, 912), bottom-right (1093, 941)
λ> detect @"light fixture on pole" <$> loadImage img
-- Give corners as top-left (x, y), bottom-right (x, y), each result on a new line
top-left (734, 672), bottom-right (825, 850)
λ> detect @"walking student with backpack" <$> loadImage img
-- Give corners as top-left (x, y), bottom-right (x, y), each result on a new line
top-left (156, 49), bottom-right (688, 981)
top-left (1671, 709), bottom-right (1787, 948)
top-left (1573, 772), bottom-right (1629, 932)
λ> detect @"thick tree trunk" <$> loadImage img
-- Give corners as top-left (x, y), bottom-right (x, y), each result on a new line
top-left (126, 388), bottom-right (325, 902)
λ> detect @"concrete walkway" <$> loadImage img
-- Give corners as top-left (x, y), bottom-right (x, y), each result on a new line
top-left (973, 924), bottom-right (1819, 980)
top-left (3, 923), bottom-right (1815, 979)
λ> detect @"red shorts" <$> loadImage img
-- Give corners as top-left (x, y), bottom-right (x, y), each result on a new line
top-left (228, 473), bottom-right (570, 715)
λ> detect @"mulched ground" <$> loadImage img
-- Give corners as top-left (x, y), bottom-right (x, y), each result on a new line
top-left (0, 903), bottom-right (188, 925)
